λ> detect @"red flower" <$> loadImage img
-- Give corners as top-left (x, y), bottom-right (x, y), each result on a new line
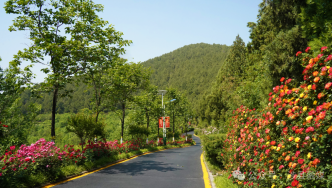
top-left (321, 46), bottom-right (328, 52)
top-left (296, 51), bottom-right (302, 56)
top-left (318, 93), bottom-right (324, 99)
top-left (325, 82), bottom-right (332, 90)
top-left (312, 84), bottom-right (317, 90)
top-left (10, 146), bottom-right (15, 151)
top-left (291, 179), bottom-right (299, 187)
top-left (305, 47), bottom-right (311, 53)
top-left (280, 77), bottom-right (285, 82)
top-left (271, 141), bottom-right (276, 145)
top-left (295, 151), bottom-right (301, 157)
top-left (298, 159), bottom-right (304, 164)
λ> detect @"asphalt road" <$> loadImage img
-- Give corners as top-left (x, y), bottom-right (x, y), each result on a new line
top-left (53, 131), bottom-right (204, 188)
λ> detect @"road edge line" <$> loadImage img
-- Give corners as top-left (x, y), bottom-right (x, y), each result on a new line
top-left (42, 144), bottom-right (194, 188)
top-left (194, 133), bottom-right (213, 188)
top-left (201, 153), bottom-right (212, 188)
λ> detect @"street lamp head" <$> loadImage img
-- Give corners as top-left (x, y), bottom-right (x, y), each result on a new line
top-left (158, 90), bottom-right (167, 95)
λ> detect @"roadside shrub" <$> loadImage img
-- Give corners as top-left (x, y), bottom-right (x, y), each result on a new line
top-left (222, 46), bottom-right (332, 187)
top-left (202, 134), bottom-right (225, 167)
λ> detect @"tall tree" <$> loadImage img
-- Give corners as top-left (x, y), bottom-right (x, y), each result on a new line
top-left (134, 85), bottom-right (161, 139)
top-left (5, 0), bottom-right (131, 142)
top-left (107, 62), bottom-right (150, 143)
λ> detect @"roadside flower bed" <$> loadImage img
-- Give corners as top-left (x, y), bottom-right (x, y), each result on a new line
top-left (221, 46), bottom-right (332, 187)
top-left (0, 136), bottom-right (193, 179)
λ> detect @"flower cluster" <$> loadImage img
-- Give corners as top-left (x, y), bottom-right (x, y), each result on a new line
top-left (222, 46), bottom-right (332, 187)
top-left (0, 138), bottom-right (83, 177)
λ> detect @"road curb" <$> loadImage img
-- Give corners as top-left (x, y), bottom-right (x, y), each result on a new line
top-left (39, 143), bottom-right (195, 188)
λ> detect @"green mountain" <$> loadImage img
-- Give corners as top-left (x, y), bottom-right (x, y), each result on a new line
top-left (141, 43), bottom-right (230, 112)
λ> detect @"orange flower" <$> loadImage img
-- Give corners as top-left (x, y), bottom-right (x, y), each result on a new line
top-left (314, 77), bottom-right (320, 83)
top-left (292, 163), bottom-right (297, 168)
top-left (314, 57), bottom-right (319, 63)
top-left (285, 156), bottom-right (290, 161)
top-left (312, 158), bottom-right (320, 165)
top-left (327, 126), bottom-right (332, 134)
top-left (313, 71), bottom-right (319, 76)
top-left (288, 162), bottom-right (293, 168)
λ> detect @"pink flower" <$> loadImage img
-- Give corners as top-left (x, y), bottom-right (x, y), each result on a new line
top-left (305, 127), bottom-right (315, 133)
top-left (296, 51), bottom-right (302, 56)
top-left (318, 54), bottom-right (323, 58)
top-left (321, 46), bottom-right (328, 52)
top-left (256, 133), bottom-right (260, 138)
top-left (265, 129), bottom-right (270, 134)
top-left (305, 136), bottom-right (310, 140)
top-left (325, 55), bottom-right (332, 62)
top-left (305, 47), bottom-right (311, 53)
top-left (279, 165), bottom-right (285, 170)
top-left (25, 157), bottom-right (31, 161)
top-left (10, 146), bottom-right (15, 151)
top-left (295, 151), bottom-right (301, 157)
top-left (265, 149), bottom-right (270, 155)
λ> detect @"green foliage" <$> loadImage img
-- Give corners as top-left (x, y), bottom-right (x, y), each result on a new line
top-left (66, 112), bottom-right (106, 149)
top-left (5, 0), bottom-right (131, 139)
top-left (201, 134), bottom-right (225, 167)
top-left (142, 43), bottom-right (231, 113)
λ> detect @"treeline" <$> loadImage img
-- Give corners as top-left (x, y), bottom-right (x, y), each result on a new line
top-left (199, 0), bottom-right (332, 128)
top-left (142, 43), bottom-right (230, 113)
top-left (20, 81), bottom-right (93, 114)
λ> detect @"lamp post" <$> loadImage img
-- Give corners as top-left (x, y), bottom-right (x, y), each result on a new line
top-left (169, 99), bottom-right (176, 142)
top-left (158, 90), bottom-right (167, 145)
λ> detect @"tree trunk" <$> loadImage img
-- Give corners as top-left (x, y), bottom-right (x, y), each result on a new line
top-left (146, 110), bottom-right (149, 137)
top-left (51, 87), bottom-right (58, 142)
top-left (121, 103), bottom-right (125, 140)
top-left (173, 111), bottom-right (175, 134)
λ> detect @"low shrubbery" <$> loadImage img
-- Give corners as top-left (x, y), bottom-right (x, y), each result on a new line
top-left (201, 134), bottom-right (225, 168)
top-left (0, 136), bottom-right (194, 188)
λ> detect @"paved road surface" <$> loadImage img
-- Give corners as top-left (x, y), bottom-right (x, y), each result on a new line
top-left (54, 131), bottom-right (204, 188)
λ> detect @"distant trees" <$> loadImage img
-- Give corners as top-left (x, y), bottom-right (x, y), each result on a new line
top-left (142, 43), bottom-right (231, 114)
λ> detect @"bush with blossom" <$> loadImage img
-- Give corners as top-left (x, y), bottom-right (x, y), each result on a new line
top-left (0, 138), bottom-right (84, 178)
top-left (221, 46), bottom-right (332, 187)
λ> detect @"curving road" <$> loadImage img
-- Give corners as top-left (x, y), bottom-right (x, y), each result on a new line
top-left (52, 131), bottom-right (204, 188)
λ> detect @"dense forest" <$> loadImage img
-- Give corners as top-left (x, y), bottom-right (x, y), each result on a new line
top-left (142, 43), bottom-right (230, 112)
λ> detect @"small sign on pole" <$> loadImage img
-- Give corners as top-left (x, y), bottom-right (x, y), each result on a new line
top-left (159, 117), bottom-right (163, 128)
top-left (166, 116), bottom-right (170, 128)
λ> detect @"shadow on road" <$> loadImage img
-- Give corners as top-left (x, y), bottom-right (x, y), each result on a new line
top-left (97, 160), bottom-right (182, 176)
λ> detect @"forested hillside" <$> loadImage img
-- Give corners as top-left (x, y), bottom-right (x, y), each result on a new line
top-left (19, 43), bottom-right (230, 115)
top-left (142, 43), bottom-right (230, 112)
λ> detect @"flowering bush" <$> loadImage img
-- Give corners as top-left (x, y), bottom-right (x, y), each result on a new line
top-left (222, 46), bottom-right (332, 187)
top-left (0, 138), bottom-right (84, 177)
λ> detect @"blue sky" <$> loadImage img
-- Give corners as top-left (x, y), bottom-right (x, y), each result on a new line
top-left (0, 0), bottom-right (262, 83)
